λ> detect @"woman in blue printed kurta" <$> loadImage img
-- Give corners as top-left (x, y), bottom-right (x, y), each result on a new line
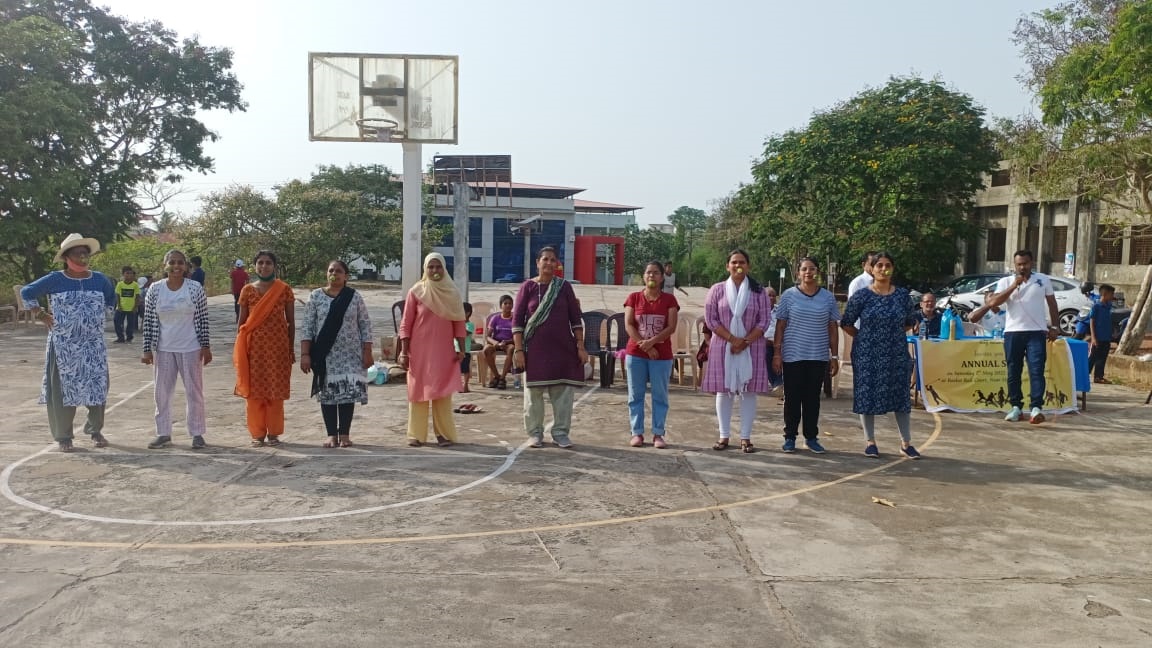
top-left (840, 252), bottom-right (921, 459)
top-left (20, 234), bottom-right (117, 452)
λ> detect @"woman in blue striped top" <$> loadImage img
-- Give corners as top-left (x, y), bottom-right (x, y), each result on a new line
top-left (771, 257), bottom-right (841, 454)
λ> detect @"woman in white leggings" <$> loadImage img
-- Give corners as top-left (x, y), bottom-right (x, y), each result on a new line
top-left (699, 249), bottom-right (773, 453)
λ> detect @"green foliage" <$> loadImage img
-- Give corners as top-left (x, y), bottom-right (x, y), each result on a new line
top-left (0, 0), bottom-right (245, 283)
top-left (1005, 0), bottom-right (1152, 355)
top-left (89, 237), bottom-right (178, 281)
top-left (621, 224), bottom-right (674, 276)
top-left (182, 165), bottom-right (449, 285)
top-left (740, 76), bottom-right (999, 283)
top-left (667, 205), bottom-right (708, 282)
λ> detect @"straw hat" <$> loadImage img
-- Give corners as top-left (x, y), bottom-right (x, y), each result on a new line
top-left (54, 233), bottom-right (101, 262)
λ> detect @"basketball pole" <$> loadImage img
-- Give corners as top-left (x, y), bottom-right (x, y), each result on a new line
top-left (402, 142), bottom-right (423, 291)
top-left (452, 182), bottom-right (470, 301)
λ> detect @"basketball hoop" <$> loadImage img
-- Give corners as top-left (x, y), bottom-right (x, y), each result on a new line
top-left (356, 118), bottom-right (399, 142)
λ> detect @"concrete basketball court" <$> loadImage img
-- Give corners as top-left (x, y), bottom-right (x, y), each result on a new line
top-left (1, 283), bottom-right (1149, 647)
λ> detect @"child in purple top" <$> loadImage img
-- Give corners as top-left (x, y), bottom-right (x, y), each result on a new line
top-left (483, 294), bottom-right (516, 388)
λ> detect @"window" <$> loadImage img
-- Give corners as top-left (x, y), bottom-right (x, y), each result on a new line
top-left (1130, 225), bottom-right (1152, 265)
top-left (986, 228), bottom-right (1007, 262)
top-left (434, 216), bottom-right (484, 248)
top-left (1096, 225), bottom-right (1123, 264)
top-left (990, 169), bottom-right (1012, 187)
top-left (1025, 226), bottom-right (1039, 257)
top-left (1050, 226), bottom-right (1068, 260)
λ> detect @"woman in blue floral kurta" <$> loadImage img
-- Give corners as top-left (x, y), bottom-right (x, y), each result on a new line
top-left (840, 252), bottom-right (921, 459)
top-left (20, 235), bottom-right (116, 452)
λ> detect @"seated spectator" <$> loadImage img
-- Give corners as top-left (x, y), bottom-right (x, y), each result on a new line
top-left (912, 293), bottom-right (942, 337)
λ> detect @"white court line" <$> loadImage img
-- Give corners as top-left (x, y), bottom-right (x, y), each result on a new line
top-left (91, 451), bottom-right (507, 460)
top-left (1, 384), bottom-right (600, 527)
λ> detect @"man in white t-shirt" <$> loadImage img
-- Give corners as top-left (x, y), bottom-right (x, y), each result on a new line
top-left (847, 252), bottom-right (876, 298)
top-left (842, 252), bottom-right (876, 364)
top-left (986, 249), bottom-right (1060, 424)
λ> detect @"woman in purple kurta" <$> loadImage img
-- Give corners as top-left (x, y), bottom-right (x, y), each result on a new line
top-left (701, 249), bottom-right (773, 453)
top-left (512, 246), bottom-right (589, 448)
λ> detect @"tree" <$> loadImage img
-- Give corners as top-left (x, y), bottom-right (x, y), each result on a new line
top-left (621, 224), bottom-right (674, 278)
top-left (740, 76), bottom-right (999, 284)
top-left (0, 0), bottom-right (245, 282)
top-left (182, 165), bottom-right (449, 284)
top-left (667, 205), bottom-right (707, 283)
top-left (1004, 0), bottom-right (1152, 354)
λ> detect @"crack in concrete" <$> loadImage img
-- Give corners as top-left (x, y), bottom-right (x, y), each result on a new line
top-left (0, 568), bottom-right (122, 637)
top-left (675, 452), bottom-right (814, 648)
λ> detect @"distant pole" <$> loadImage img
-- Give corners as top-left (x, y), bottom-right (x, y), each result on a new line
top-left (401, 143), bottom-right (423, 290)
top-left (453, 182), bottom-right (470, 300)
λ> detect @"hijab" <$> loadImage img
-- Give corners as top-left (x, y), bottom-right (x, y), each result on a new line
top-left (408, 252), bottom-right (466, 321)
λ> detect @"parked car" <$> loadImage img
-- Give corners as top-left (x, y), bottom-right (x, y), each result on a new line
top-left (494, 273), bottom-right (521, 283)
top-left (938, 275), bottom-right (1092, 336)
top-left (931, 273), bottom-right (1008, 300)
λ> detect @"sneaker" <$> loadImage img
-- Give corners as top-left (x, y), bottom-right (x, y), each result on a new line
top-left (1005, 406), bottom-right (1022, 422)
top-left (191, 435), bottom-right (206, 449)
top-left (91, 433), bottom-right (108, 448)
top-left (147, 436), bottom-right (171, 449)
top-left (113, 338), bottom-right (125, 344)
top-left (527, 436), bottom-right (544, 448)
top-left (864, 443), bottom-right (879, 458)
top-left (901, 445), bottom-right (921, 459)
top-left (1029, 407), bottom-right (1045, 424)
top-left (554, 438), bottom-right (574, 449)
top-left (652, 435), bottom-right (667, 449)
top-left (805, 438), bottom-right (826, 454)
top-left (629, 434), bottom-right (644, 447)
top-left (781, 437), bottom-right (796, 453)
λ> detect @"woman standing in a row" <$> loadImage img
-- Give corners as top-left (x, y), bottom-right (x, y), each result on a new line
top-left (301, 260), bottom-right (374, 448)
top-left (701, 249), bottom-right (772, 453)
top-left (141, 249), bottom-right (212, 449)
top-left (20, 234), bottom-right (117, 452)
top-left (772, 257), bottom-right (840, 454)
top-left (234, 250), bottom-right (295, 447)
top-left (398, 253), bottom-right (466, 448)
top-left (512, 246), bottom-right (587, 449)
top-left (841, 251), bottom-right (921, 459)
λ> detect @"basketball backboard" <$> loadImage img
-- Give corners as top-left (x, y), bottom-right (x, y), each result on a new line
top-left (308, 52), bottom-right (459, 144)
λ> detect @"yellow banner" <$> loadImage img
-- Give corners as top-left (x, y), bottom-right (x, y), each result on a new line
top-left (915, 338), bottom-right (1077, 413)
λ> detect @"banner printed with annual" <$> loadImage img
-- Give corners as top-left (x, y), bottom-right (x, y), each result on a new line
top-left (914, 338), bottom-right (1077, 414)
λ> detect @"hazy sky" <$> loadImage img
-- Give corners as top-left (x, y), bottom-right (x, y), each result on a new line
top-left (101, 0), bottom-right (1053, 225)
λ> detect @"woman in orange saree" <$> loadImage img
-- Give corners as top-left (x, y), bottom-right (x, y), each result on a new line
top-left (234, 250), bottom-right (296, 446)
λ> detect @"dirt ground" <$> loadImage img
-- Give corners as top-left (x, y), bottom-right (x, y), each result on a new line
top-left (1, 283), bottom-right (1150, 647)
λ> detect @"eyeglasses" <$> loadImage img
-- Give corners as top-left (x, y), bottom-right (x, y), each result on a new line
top-left (68, 251), bottom-right (91, 259)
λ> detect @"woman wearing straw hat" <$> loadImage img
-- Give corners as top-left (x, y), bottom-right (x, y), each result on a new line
top-left (397, 253), bottom-right (468, 447)
top-left (20, 234), bottom-right (117, 452)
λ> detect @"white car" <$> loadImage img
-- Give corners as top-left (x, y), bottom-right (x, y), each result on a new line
top-left (938, 276), bottom-right (1091, 336)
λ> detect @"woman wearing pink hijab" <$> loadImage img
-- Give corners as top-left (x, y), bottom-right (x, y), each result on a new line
top-left (397, 253), bottom-right (467, 447)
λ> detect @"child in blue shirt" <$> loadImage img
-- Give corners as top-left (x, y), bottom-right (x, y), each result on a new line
top-left (1088, 284), bottom-right (1115, 384)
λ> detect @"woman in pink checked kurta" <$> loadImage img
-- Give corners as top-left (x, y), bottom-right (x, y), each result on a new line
top-left (701, 249), bottom-right (773, 453)
top-left (397, 253), bottom-right (467, 447)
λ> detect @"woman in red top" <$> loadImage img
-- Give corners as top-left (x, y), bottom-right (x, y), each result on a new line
top-left (623, 260), bottom-right (680, 448)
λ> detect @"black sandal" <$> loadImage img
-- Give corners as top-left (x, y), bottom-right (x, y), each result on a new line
top-left (741, 439), bottom-right (755, 454)
top-left (712, 439), bottom-right (729, 451)
top-left (497, 377), bottom-right (507, 390)
top-left (487, 378), bottom-right (500, 388)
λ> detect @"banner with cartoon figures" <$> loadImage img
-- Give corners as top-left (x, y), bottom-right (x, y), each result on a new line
top-left (914, 338), bottom-right (1077, 414)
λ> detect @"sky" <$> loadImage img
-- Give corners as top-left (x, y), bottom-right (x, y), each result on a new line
top-left (101, 0), bottom-right (1054, 225)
